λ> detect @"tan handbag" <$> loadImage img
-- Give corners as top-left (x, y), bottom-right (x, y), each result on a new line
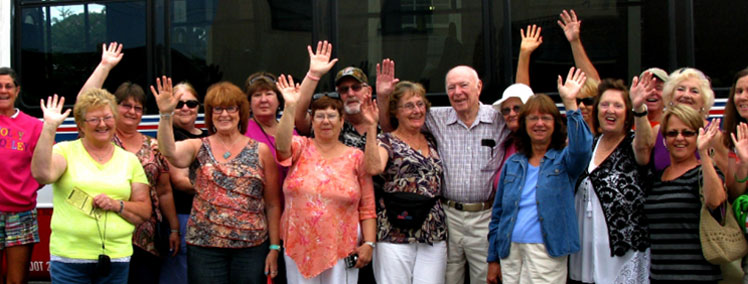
top-left (698, 168), bottom-right (748, 264)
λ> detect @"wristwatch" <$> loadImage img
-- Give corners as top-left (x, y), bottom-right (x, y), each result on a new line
top-left (364, 241), bottom-right (376, 249)
top-left (632, 105), bottom-right (648, 117)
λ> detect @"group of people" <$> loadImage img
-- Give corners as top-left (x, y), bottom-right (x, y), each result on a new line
top-left (2, 8), bottom-right (748, 284)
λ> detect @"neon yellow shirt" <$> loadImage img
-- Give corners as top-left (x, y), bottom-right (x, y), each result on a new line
top-left (50, 139), bottom-right (148, 259)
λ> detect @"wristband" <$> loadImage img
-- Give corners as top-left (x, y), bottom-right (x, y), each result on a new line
top-left (269, 244), bottom-right (281, 251)
top-left (306, 72), bottom-right (320, 81)
top-left (160, 112), bottom-right (173, 119)
top-left (735, 173), bottom-right (748, 183)
top-left (118, 200), bottom-right (124, 214)
top-left (632, 105), bottom-right (648, 117)
top-left (364, 241), bottom-right (376, 249)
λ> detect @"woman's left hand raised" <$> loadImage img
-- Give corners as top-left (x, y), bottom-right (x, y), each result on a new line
top-left (40, 94), bottom-right (71, 129)
top-left (557, 66), bottom-right (586, 111)
top-left (150, 76), bottom-right (178, 114)
top-left (698, 118), bottom-right (721, 153)
top-left (276, 74), bottom-right (301, 106)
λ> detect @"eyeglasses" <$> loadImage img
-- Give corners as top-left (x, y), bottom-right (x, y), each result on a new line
top-left (399, 101), bottom-right (426, 112)
top-left (664, 129), bottom-right (697, 138)
top-left (526, 115), bottom-right (554, 123)
top-left (337, 83), bottom-right (366, 94)
top-left (313, 112), bottom-right (340, 121)
top-left (312, 92), bottom-right (341, 100)
top-left (501, 105), bottom-right (521, 115)
top-left (84, 115), bottom-right (115, 125)
top-left (213, 106), bottom-right (239, 114)
top-left (248, 75), bottom-right (276, 86)
top-left (576, 97), bottom-right (594, 106)
top-left (119, 103), bottom-right (144, 113)
top-left (177, 100), bottom-right (199, 109)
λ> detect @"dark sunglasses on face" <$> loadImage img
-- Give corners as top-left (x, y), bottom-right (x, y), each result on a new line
top-left (312, 92), bottom-right (341, 100)
top-left (576, 97), bottom-right (595, 106)
top-left (664, 130), bottom-right (697, 138)
top-left (501, 105), bottom-right (521, 115)
top-left (177, 100), bottom-right (200, 109)
top-left (337, 84), bottom-right (365, 94)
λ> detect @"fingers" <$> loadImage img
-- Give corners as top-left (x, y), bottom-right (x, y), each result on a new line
top-left (566, 66), bottom-right (576, 82)
top-left (520, 27), bottom-right (526, 38)
top-left (557, 75), bottom-right (564, 90)
top-left (570, 9), bottom-right (578, 22)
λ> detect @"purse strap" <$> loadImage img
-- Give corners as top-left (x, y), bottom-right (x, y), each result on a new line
top-left (699, 165), bottom-right (727, 225)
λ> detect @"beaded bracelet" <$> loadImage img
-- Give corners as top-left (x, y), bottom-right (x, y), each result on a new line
top-left (735, 173), bottom-right (748, 183)
top-left (269, 244), bottom-right (281, 251)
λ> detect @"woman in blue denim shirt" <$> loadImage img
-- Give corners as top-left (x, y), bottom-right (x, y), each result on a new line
top-left (486, 67), bottom-right (593, 284)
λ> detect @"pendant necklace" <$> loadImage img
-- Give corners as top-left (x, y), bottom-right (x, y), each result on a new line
top-left (217, 136), bottom-right (239, 159)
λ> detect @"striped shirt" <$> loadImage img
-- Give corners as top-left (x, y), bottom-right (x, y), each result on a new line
top-left (425, 104), bottom-right (509, 203)
top-left (644, 165), bottom-right (722, 282)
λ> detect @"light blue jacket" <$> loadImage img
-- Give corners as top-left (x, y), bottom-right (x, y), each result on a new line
top-left (487, 109), bottom-right (592, 261)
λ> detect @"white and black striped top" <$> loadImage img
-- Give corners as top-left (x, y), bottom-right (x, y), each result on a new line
top-left (644, 165), bottom-right (722, 283)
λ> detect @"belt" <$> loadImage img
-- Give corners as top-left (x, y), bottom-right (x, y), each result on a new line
top-left (441, 198), bottom-right (492, 212)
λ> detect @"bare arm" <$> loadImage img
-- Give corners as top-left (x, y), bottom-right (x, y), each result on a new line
top-left (295, 41), bottom-right (338, 135)
top-left (375, 59), bottom-right (399, 132)
top-left (558, 10), bottom-right (600, 82)
top-left (362, 98), bottom-right (388, 175)
top-left (169, 164), bottom-right (196, 194)
top-left (260, 144), bottom-right (282, 277)
top-left (699, 121), bottom-right (727, 209)
top-left (728, 122), bottom-right (748, 198)
top-left (155, 172), bottom-right (180, 255)
top-left (630, 72), bottom-right (656, 165)
top-left (78, 42), bottom-right (124, 98)
top-left (276, 75), bottom-right (301, 161)
top-left (151, 76), bottom-right (198, 168)
top-left (515, 25), bottom-right (543, 86)
top-left (31, 95), bottom-right (70, 184)
top-left (93, 181), bottom-right (152, 225)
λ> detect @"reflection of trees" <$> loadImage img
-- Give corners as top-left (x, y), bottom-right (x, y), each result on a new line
top-left (51, 11), bottom-right (106, 53)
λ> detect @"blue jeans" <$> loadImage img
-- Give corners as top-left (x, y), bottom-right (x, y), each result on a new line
top-left (187, 241), bottom-right (268, 284)
top-left (50, 260), bottom-right (129, 284)
top-left (159, 213), bottom-right (189, 284)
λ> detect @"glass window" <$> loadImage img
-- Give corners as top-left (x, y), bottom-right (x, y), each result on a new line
top-left (337, 0), bottom-right (485, 105)
top-left (167, 0), bottom-right (313, 100)
top-left (18, 1), bottom-right (147, 116)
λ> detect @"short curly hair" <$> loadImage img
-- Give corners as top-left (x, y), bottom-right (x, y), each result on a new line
top-left (387, 81), bottom-right (431, 127)
top-left (74, 88), bottom-right (118, 129)
top-left (662, 68), bottom-right (714, 114)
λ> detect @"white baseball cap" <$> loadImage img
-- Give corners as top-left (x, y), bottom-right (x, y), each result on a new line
top-left (492, 83), bottom-right (534, 111)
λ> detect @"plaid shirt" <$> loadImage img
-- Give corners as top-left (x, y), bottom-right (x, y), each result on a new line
top-left (426, 104), bottom-right (509, 203)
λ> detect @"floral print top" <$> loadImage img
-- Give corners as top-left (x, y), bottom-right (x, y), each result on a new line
top-left (113, 134), bottom-right (169, 256)
top-left (376, 132), bottom-right (447, 244)
top-left (279, 136), bottom-right (376, 278)
top-left (185, 137), bottom-right (268, 248)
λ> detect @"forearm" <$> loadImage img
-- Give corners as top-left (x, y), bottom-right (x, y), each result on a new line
top-left (569, 40), bottom-right (600, 82)
top-left (294, 75), bottom-right (317, 135)
top-left (170, 167), bottom-right (196, 194)
top-left (361, 218), bottom-right (376, 243)
top-left (727, 159), bottom-right (748, 199)
top-left (31, 124), bottom-right (61, 184)
top-left (633, 110), bottom-right (654, 165)
top-left (119, 198), bottom-right (152, 225)
top-left (78, 63), bottom-right (113, 98)
top-left (515, 52), bottom-right (532, 86)
top-left (377, 93), bottom-right (393, 133)
top-left (276, 103), bottom-right (296, 160)
top-left (700, 154), bottom-right (727, 209)
top-left (266, 201), bottom-right (281, 247)
top-left (157, 115), bottom-right (177, 163)
top-left (363, 125), bottom-right (384, 175)
top-left (158, 191), bottom-right (179, 231)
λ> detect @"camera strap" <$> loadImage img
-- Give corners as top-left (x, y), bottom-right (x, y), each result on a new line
top-left (94, 209), bottom-right (108, 254)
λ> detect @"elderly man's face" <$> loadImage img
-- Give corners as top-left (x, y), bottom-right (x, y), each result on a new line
top-left (446, 67), bottom-right (482, 114)
top-left (337, 77), bottom-right (371, 115)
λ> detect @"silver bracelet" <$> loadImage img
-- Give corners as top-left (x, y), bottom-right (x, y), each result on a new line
top-left (160, 112), bottom-right (174, 119)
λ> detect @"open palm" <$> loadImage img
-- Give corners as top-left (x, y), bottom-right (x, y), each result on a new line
top-left (308, 41), bottom-right (338, 77)
top-left (276, 74), bottom-right (300, 105)
top-left (150, 76), bottom-right (178, 113)
top-left (40, 94), bottom-right (71, 128)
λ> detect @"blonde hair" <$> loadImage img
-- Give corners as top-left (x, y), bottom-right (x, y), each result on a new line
top-left (661, 104), bottom-right (704, 135)
top-left (662, 68), bottom-right (714, 113)
top-left (74, 88), bottom-right (118, 128)
top-left (579, 78), bottom-right (599, 98)
top-left (174, 82), bottom-right (198, 100)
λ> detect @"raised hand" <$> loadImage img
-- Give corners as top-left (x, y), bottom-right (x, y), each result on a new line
top-left (732, 122), bottom-right (748, 164)
top-left (361, 96), bottom-right (379, 127)
top-left (276, 74), bottom-right (301, 106)
top-left (101, 42), bottom-right (124, 69)
top-left (630, 71), bottom-right (655, 109)
top-left (308, 41), bottom-right (338, 78)
top-left (557, 9), bottom-right (581, 42)
top-left (520, 25), bottom-right (543, 53)
top-left (376, 58), bottom-right (399, 97)
top-left (149, 76), bottom-right (178, 114)
top-left (40, 94), bottom-right (71, 128)
top-left (698, 118), bottom-right (721, 152)
top-left (557, 67), bottom-right (587, 102)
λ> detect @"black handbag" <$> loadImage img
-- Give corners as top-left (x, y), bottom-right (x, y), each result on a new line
top-left (382, 192), bottom-right (437, 230)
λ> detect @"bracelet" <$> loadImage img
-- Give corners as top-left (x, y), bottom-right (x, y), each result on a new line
top-left (159, 112), bottom-right (173, 119)
top-left (306, 72), bottom-right (320, 81)
top-left (170, 229), bottom-right (179, 235)
top-left (269, 244), bottom-right (281, 251)
top-left (118, 200), bottom-right (124, 214)
top-left (363, 241), bottom-right (376, 249)
top-left (632, 105), bottom-right (648, 117)
top-left (735, 173), bottom-right (748, 183)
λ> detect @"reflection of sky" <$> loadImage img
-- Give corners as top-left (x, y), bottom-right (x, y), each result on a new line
top-left (49, 4), bottom-right (105, 22)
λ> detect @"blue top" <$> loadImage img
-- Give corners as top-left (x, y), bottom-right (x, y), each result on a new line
top-left (511, 164), bottom-right (543, 243)
top-left (487, 109), bottom-right (593, 261)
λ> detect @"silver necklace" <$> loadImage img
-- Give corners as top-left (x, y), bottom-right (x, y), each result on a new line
top-left (216, 136), bottom-right (239, 159)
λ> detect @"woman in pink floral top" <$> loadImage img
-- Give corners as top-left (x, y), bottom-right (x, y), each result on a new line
top-left (153, 79), bottom-right (282, 284)
top-left (275, 75), bottom-right (376, 283)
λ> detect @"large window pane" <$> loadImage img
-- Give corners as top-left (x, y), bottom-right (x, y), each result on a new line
top-left (337, 0), bottom-right (484, 105)
top-left (168, 0), bottom-right (313, 99)
top-left (18, 1), bottom-right (147, 116)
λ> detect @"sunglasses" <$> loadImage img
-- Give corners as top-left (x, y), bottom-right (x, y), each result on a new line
top-left (501, 105), bottom-right (521, 115)
top-left (664, 130), bottom-right (697, 138)
top-left (248, 75), bottom-right (276, 86)
top-left (312, 92), bottom-right (341, 100)
top-left (576, 97), bottom-right (595, 106)
top-left (177, 100), bottom-right (199, 109)
top-left (337, 83), bottom-right (366, 94)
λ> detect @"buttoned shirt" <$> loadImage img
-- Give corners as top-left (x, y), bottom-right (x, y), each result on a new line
top-left (425, 104), bottom-right (509, 203)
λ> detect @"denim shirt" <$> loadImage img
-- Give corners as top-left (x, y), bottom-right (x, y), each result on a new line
top-left (487, 109), bottom-right (592, 261)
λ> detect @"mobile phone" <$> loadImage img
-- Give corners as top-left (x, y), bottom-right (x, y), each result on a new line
top-left (344, 254), bottom-right (358, 268)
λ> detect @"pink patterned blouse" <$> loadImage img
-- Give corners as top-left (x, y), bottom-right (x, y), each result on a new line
top-left (279, 136), bottom-right (375, 278)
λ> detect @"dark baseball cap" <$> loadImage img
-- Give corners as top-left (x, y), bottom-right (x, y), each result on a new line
top-left (335, 67), bottom-right (368, 86)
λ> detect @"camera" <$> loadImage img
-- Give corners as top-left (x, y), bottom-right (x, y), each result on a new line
top-left (344, 254), bottom-right (358, 268)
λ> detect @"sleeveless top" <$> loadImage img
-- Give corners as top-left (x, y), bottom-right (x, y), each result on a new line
top-left (185, 137), bottom-right (268, 248)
